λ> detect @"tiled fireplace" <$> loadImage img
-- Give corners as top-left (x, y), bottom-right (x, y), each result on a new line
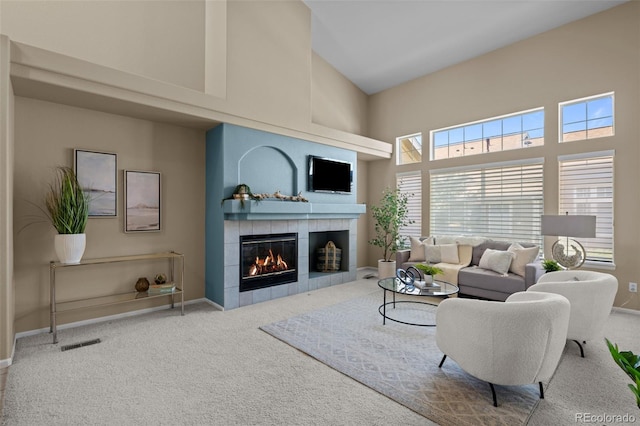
top-left (223, 218), bottom-right (358, 309)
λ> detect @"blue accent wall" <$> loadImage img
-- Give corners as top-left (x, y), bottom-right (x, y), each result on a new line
top-left (205, 123), bottom-right (358, 307)
top-left (205, 124), bottom-right (225, 305)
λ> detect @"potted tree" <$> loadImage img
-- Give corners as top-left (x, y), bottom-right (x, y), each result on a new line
top-left (369, 187), bottom-right (413, 279)
top-left (45, 166), bottom-right (89, 264)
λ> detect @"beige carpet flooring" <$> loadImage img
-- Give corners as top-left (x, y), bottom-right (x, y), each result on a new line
top-left (2, 270), bottom-right (639, 425)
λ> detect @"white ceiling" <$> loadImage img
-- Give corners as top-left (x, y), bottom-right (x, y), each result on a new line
top-left (304, 0), bottom-right (628, 94)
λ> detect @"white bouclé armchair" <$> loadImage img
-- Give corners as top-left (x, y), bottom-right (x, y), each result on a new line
top-left (436, 291), bottom-right (570, 406)
top-left (528, 270), bottom-right (618, 357)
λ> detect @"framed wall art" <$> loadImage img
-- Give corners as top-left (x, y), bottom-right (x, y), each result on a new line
top-left (74, 149), bottom-right (117, 217)
top-left (124, 170), bottom-right (161, 233)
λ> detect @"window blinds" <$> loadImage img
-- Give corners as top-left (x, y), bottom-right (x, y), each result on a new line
top-left (558, 151), bottom-right (614, 264)
top-left (430, 159), bottom-right (544, 246)
top-left (397, 172), bottom-right (422, 242)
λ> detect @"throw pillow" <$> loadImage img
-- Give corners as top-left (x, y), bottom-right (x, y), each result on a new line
top-left (425, 245), bottom-right (441, 263)
top-left (408, 236), bottom-right (427, 262)
top-left (507, 243), bottom-right (539, 277)
top-left (440, 244), bottom-right (460, 264)
top-left (478, 249), bottom-right (515, 276)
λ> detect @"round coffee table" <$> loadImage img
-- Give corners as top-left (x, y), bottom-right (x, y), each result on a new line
top-left (377, 277), bottom-right (459, 327)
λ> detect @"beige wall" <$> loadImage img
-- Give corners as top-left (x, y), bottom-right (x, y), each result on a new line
top-left (0, 0), bottom-right (369, 138)
top-left (364, 2), bottom-right (640, 310)
top-left (0, 0), bottom-right (207, 91)
top-left (13, 97), bottom-right (206, 332)
top-left (312, 52), bottom-right (369, 135)
top-left (225, 0), bottom-right (312, 129)
top-left (0, 35), bottom-right (15, 362)
top-left (356, 159), bottom-right (369, 268)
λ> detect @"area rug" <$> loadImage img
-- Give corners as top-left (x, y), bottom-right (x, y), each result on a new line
top-left (260, 291), bottom-right (540, 426)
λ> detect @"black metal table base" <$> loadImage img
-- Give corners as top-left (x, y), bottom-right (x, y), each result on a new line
top-left (379, 289), bottom-right (438, 327)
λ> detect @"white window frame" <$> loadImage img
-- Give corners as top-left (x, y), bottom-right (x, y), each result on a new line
top-left (430, 158), bottom-right (544, 247)
top-left (430, 107), bottom-right (544, 161)
top-left (396, 133), bottom-right (422, 165)
top-left (558, 150), bottom-right (615, 268)
top-left (559, 92), bottom-right (615, 143)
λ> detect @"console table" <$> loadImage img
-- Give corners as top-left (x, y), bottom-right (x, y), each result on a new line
top-left (49, 251), bottom-right (184, 344)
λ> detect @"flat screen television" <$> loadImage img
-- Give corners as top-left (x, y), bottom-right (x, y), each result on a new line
top-left (308, 156), bottom-right (352, 194)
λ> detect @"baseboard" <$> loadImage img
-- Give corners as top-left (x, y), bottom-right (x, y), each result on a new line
top-left (15, 298), bottom-right (218, 340)
top-left (201, 298), bottom-right (224, 311)
top-left (0, 336), bottom-right (16, 368)
top-left (612, 306), bottom-right (640, 316)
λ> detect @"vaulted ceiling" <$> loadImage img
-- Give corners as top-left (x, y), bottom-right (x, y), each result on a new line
top-left (304, 0), bottom-right (628, 94)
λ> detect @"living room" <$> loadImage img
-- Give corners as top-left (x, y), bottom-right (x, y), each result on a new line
top-left (0, 0), bottom-right (639, 424)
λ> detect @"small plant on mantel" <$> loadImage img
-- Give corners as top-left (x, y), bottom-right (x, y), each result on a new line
top-left (221, 183), bottom-right (259, 208)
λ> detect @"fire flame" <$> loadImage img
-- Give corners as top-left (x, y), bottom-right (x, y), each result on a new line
top-left (248, 249), bottom-right (291, 277)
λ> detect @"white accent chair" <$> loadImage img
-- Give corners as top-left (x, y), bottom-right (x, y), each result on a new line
top-left (436, 291), bottom-right (570, 406)
top-left (528, 270), bottom-right (618, 357)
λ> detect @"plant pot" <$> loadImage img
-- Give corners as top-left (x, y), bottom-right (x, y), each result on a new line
top-left (54, 233), bottom-right (86, 264)
top-left (424, 275), bottom-right (433, 284)
top-left (378, 259), bottom-right (396, 279)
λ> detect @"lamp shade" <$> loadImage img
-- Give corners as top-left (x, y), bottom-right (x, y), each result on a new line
top-left (541, 215), bottom-right (596, 238)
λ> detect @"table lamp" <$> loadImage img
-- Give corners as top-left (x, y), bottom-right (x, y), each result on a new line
top-left (541, 213), bottom-right (596, 269)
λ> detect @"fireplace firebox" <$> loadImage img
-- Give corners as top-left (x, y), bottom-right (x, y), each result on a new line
top-left (240, 233), bottom-right (298, 292)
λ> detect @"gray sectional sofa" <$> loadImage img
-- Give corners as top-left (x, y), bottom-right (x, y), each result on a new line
top-left (396, 236), bottom-right (545, 301)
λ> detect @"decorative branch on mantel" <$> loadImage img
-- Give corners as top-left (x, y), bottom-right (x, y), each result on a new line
top-left (251, 191), bottom-right (308, 202)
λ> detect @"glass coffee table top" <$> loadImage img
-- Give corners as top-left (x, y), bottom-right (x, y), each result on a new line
top-left (377, 277), bottom-right (459, 327)
top-left (377, 277), bottom-right (459, 297)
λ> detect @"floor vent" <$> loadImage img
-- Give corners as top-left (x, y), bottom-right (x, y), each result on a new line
top-left (60, 338), bottom-right (101, 352)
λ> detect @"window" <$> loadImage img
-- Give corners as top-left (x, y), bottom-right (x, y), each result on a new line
top-left (558, 151), bottom-right (614, 265)
top-left (397, 172), bottom-right (422, 245)
top-left (430, 159), bottom-right (544, 246)
top-left (396, 133), bottom-right (422, 165)
top-left (430, 108), bottom-right (544, 160)
top-left (560, 92), bottom-right (614, 142)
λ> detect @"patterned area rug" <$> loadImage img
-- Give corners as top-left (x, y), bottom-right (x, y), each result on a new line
top-left (260, 291), bottom-right (540, 426)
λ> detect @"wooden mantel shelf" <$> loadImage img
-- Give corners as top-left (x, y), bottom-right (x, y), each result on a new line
top-left (8, 39), bottom-right (392, 160)
top-left (222, 200), bottom-right (366, 220)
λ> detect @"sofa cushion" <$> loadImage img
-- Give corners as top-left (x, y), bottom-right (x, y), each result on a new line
top-left (425, 245), bottom-right (441, 263)
top-left (440, 244), bottom-right (459, 263)
top-left (478, 249), bottom-right (514, 276)
top-left (435, 235), bottom-right (487, 246)
top-left (472, 240), bottom-right (498, 266)
top-left (508, 243), bottom-right (539, 277)
top-left (458, 267), bottom-right (527, 295)
top-left (408, 236), bottom-right (434, 262)
top-left (472, 240), bottom-right (538, 266)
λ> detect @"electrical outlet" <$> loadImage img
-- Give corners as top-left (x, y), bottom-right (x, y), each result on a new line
top-left (630, 282), bottom-right (638, 293)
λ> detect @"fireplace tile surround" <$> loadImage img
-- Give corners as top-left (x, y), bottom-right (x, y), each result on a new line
top-left (223, 218), bottom-right (358, 309)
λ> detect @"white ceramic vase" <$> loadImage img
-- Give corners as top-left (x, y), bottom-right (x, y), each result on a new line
top-left (425, 274), bottom-right (433, 284)
top-left (54, 233), bottom-right (86, 264)
top-left (378, 259), bottom-right (397, 279)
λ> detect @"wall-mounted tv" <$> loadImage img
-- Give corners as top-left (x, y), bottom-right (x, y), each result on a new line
top-left (308, 156), bottom-right (353, 194)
